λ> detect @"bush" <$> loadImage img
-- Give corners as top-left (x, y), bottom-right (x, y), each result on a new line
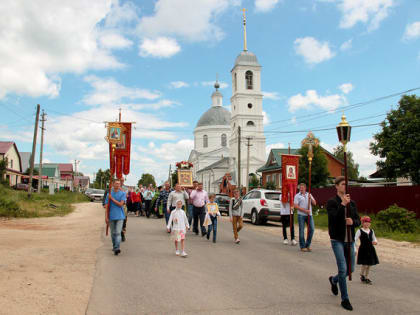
top-left (376, 204), bottom-right (417, 233)
top-left (0, 197), bottom-right (25, 217)
top-left (264, 181), bottom-right (276, 190)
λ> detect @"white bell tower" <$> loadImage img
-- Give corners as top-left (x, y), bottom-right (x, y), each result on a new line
top-left (229, 9), bottom-right (266, 188)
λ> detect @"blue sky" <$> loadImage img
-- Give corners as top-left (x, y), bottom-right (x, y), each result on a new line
top-left (1, 0), bottom-right (420, 185)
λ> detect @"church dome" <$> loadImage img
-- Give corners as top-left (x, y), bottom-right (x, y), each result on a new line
top-left (234, 51), bottom-right (260, 67)
top-left (196, 106), bottom-right (230, 128)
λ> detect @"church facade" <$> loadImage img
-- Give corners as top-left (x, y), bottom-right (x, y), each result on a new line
top-left (188, 26), bottom-right (267, 193)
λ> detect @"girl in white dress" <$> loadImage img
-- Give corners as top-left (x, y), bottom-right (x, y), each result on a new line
top-left (167, 200), bottom-right (190, 257)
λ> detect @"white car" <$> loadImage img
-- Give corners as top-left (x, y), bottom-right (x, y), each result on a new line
top-left (241, 189), bottom-right (282, 225)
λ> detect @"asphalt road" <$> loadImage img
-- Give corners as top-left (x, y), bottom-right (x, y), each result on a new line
top-left (86, 215), bottom-right (420, 315)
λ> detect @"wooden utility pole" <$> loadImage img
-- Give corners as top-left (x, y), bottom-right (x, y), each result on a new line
top-left (245, 137), bottom-right (253, 192)
top-left (237, 126), bottom-right (241, 193)
top-left (28, 104), bottom-right (41, 197)
top-left (38, 110), bottom-right (47, 193)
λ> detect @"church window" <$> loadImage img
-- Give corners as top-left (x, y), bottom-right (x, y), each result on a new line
top-left (203, 135), bottom-right (208, 148)
top-left (221, 134), bottom-right (227, 147)
top-left (234, 73), bottom-right (237, 92)
top-left (247, 121), bottom-right (255, 127)
top-left (248, 103), bottom-right (252, 109)
top-left (245, 71), bottom-right (253, 90)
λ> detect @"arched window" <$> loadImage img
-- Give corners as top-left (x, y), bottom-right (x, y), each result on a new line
top-left (203, 135), bottom-right (208, 148)
top-left (221, 134), bottom-right (227, 147)
top-left (247, 121), bottom-right (255, 127)
top-left (248, 103), bottom-right (252, 109)
top-left (234, 73), bottom-right (237, 92)
top-left (245, 70), bottom-right (253, 90)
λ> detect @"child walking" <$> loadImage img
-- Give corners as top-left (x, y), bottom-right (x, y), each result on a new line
top-left (167, 200), bottom-right (190, 257)
top-left (355, 216), bottom-right (379, 284)
top-left (205, 194), bottom-right (221, 243)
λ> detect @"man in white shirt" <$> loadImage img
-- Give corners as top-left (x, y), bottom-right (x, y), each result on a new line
top-left (294, 183), bottom-right (317, 252)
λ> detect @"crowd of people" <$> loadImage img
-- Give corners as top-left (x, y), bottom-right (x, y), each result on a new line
top-left (103, 176), bottom-right (379, 312)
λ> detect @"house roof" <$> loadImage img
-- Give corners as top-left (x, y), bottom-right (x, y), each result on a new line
top-left (35, 164), bottom-right (59, 177)
top-left (257, 149), bottom-right (299, 173)
top-left (59, 163), bottom-right (73, 172)
top-left (0, 141), bottom-right (13, 154)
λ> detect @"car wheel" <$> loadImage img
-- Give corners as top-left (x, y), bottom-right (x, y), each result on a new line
top-left (251, 209), bottom-right (259, 225)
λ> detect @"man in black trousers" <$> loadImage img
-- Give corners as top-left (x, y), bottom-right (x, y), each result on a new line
top-left (327, 176), bottom-right (360, 311)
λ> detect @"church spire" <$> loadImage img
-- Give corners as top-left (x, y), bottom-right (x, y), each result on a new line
top-left (242, 8), bottom-right (247, 52)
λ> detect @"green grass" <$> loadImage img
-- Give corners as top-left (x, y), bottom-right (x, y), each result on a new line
top-left (312, 208), bottom-right (420, 243)
top-left (0, 184), bottom-right (90, 218)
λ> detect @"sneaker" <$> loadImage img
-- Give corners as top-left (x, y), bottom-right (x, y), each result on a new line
top-left (175, 250), bottom-right (180, 256)
top-left (329, 276), bottom-right (338, 296)
top-left (365, 278), bottom-right (372, 285)
top-left (306, 247), bottom-right (312, 252)
top-left (360, 275), bottom-right (366, 283)
top-left (341, 299), bottom-right (353, 311)
top-left (283, 239), bottom-right (289, 245)
top-left (300, 248), bottom-right (308, 252)
top-left (206, 233), bottom-right (210, 240)
top-left (181, 251), bottom-right (188, 257)
top-left (114, 249), bottom-right (120, 256)
top-left (235, 239), bottom-right (240, 244)
top-left (213, 240), bottom-right (216, 243)
top-left (291, 239), bottom-right (298, 246)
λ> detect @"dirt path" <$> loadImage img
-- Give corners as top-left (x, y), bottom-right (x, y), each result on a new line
top-left (0, 202), bottom-right (103, 315)
top-left (240, 217), bottom-right (420, 270)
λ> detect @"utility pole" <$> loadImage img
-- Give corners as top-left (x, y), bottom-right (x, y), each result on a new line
top-left (74, 159), bottom-right (79, 191)
top-left (245, 137), bottom-right (253, 193)
top-left (237, 126), bottom-right (241, 193)
top-left (169, 164), bottom-right (172, 187)
top-left (38, 110), bottom-right (47, 193)
top-left (28, 104), bottom-right (41, 197)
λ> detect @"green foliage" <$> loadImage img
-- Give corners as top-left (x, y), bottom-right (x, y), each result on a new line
top-left (93, 168), bottom-right (110, 189)
top-left (298, 141), bottom-right (330, 188)
top-left (370, 95), bottom-right (420, 184)
top-left (333, 145), bottom-right (359, 180)
top-left (0, 158), bottom-right (7, 179)
top-left (138, 173), bottom-right (156, 188)
top-left (249, 174), bottom-right (260, 189)
top-left (376, 204), bottom-right (417, 233)
top-left (264, 181), bottom-right (276, 190)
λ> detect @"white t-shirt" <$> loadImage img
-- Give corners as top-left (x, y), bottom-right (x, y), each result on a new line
top-left (280, 202), bottom-right (294, 216)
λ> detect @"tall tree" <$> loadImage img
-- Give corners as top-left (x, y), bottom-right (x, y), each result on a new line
top-left (333, 145), bottom-right (359, 180)
top-left (298, 141), bottom-right (330, 188)
top-left (370, 95), bottom-right (420, 184)
top-left (138, 173), bottom-right (157, 188)
top-left (93, 169), bottom-right (110, 189)
top-left (0, 158), bottom-right (7, 182)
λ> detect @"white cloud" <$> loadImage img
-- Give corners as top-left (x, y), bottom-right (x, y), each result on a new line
top-left (127, 99), bottom-right (179, 110)
top-left (337, 0), bottom-right (394, 31)
top-left (263, 111), bottom-right (270, 125)
top-left (0, 0), bottom-right (136, 100)
top-left (403, 22), bottom-right (420, 41)
top-left (170, 81), bottom-right (189, 89)
top-left (266, 142), bottom-right (285, 154)
top-left (294, 37), bottom-right (336, 65)
top-left (139, 37), bottom-right (181, 58)
top-left (83, 75), bottom-right (161, 106)
top-left (137, 0), bottom-right (239, 42)
top-left (255, 0), bottom-right (281, 12)
top-left (340, 38), bottom-right (353, 51)
top-left (201, 81), bottom-right (229, 89)
top-left (263, 91), bottom-right (282, 100)
top-left (99, 32), bottom-right (133, 49)
top-left (338, 83), bottom-right (354, 94)
top-left (288, 90), bottom-right (346, 112)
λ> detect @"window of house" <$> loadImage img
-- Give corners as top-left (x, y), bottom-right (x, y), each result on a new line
top-left (203, 135), bottom-right (208, 148)
top-left (221, 134), bottom-right (227, 147)
top-left (267, 174), bottom-right (271, 183)
top-left (247, 121), bottom-right (255, 127)
top-left (245, 70), bottom-right (253, 90)
top-left (10, 159), bottom-right (13, 169)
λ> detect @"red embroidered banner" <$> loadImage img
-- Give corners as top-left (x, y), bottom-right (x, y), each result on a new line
top-left (281, 154), bottom-right (300, 203)
top-left (109, 122), bottom-right (132, 179)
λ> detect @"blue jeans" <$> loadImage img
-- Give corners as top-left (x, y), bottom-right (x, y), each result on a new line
top-left (110, 219), bottom-right (124, 251)
top-left (164, 204), bottom-right (170, 225)
top-left (206, 216), bottom-right (218, 241)
top-left (298, 214), bottom-right (315, 249)
top-left (187, 204), bottom-right (194, 226)
top-left (331, 240), bottom-right (355, 301)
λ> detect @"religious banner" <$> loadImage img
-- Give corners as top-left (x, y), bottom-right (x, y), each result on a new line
top-left (108, 122), bottom-right (132, 179)
top-left (176, 161), bottom-right (193, 188)
top-left (281, 154), bottom-right (300, 203)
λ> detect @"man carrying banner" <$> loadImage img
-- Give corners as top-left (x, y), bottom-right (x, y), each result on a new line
top-left (104, 179), bottom-right (127, 256)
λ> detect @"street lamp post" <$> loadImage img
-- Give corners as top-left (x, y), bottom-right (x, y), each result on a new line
top-left (336, 113), bottom-right (352, 280)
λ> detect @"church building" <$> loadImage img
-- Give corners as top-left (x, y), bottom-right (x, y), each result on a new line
top-left (188, 13), bottom-right (266, 193)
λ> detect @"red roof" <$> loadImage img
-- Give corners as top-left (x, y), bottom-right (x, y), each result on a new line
top-left (58, 163), bottom-right (73, 173)
top-left (0, 141), bottom-right (13, 154)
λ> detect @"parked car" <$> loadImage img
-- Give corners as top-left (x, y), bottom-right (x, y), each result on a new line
top-left (84, 188), bottom-right (94, 196)
top-left (215, 193), bottom-right (230, 215)
top-left (241, 189), bottom-right (282, 225)
top-left (89, 189), bottom-right (105, 202)
top-left (12, 183), bottom-right (29, 191)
